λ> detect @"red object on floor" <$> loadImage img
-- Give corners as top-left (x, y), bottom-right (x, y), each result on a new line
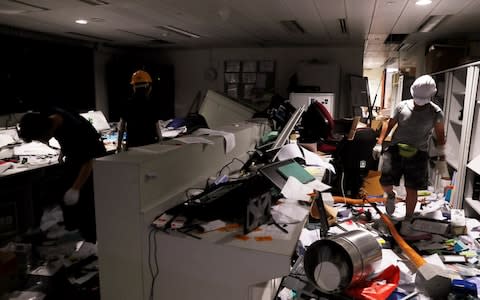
top-left (344, 265), bottom-right (400, 300)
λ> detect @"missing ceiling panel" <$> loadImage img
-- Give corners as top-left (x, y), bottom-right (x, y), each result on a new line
top-left (66, 32), bottom-right (113, 42)
top-left (7, 0), bottom-right (49, 11)
top-left (77, 0), bottom-right (109, 5)
top-left (384, 34), bottom-right (408, 44)
top-left (280, 20), bottom-right (306, 34)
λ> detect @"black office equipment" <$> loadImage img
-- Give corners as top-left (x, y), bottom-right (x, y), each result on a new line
top-left (179, 174), bottom-right (273, 234)
top-left (312, 191), bottom-right (330, 238)
top-left (241, 105), bottom-right (306, 172)
top-left (327, 127), bottom-right (377, 198)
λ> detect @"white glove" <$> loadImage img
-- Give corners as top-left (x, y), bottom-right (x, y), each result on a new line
top-left (64, 188), bottom-right (80, 206)
top-left (372, 144), bottom-right (382, 160)
top-left (435, 160), bottom-right (450, 179)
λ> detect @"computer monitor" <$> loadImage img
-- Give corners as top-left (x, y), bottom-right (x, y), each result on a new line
top-left (268, 104), bottom-right (306, 154)
top-left (241, 104), bottom-right (306, 172)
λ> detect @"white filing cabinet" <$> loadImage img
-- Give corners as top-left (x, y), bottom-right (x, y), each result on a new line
top-left (93, 120), bottom-right (304, 300)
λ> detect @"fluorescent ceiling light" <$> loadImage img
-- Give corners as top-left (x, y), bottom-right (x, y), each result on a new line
top-left (75, 19), bottom-right (88, 24)
top-left (156, 25), bottom-right (200, 38)
top-left (416, 0), bottom-right (432, 5)
top-left (417, 15), bottom-right (449, 32)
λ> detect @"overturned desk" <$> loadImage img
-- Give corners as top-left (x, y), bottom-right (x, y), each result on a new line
top-left (93, 120), bottom-right (304, 300)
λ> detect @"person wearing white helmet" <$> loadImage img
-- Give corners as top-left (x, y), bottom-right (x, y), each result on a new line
top-left (372, 74), bottom-right (449, 221)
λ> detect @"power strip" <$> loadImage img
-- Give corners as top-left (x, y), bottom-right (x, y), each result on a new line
top-left (411, 219), bottom-right (450, 235)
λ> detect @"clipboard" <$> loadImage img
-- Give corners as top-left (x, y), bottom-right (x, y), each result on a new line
top-left (277, 161), bottom-right (315, 184)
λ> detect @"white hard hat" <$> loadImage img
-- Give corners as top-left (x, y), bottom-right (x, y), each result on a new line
top-left (410, 75), bottom-right (437, 105)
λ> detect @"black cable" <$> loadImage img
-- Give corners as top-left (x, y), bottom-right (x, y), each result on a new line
top-left (217, 157), bottom-right (245, 177)
top-left (148, 228), bottom-right (154, 300)
top-left (148, 228), bottom-right (160, 300)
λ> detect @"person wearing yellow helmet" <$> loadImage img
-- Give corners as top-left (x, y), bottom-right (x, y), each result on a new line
top-left (117, 69), bottom-right (162, 151)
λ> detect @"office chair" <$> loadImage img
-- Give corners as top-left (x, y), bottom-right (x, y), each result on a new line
top-left (299, 101), bottom-right (340, 153)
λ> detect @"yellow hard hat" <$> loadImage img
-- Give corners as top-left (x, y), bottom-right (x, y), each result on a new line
top-left (130, 70), bottom-right (152, 85)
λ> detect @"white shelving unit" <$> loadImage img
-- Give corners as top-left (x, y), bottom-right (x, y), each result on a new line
top-left (432, 61), bottom-right (480, 214)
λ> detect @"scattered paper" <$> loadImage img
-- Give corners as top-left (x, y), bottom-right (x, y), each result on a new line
top-left (173, 136), bottom-right (214, 145)
top-left (281, 176), bottom-right (314, 201)
top-left (162, 127), bottom-right (187, 138)
top-left (276, 144), bottom-right (303, 161)
top-left (0, 134), bottom-right (15, 148)
top-left (274, 144), bottom-right (335, 173)
top-left (13, 141), bottom-right (58, 156)
top-left (271, 203), bottom-right (309, 224)
top-left (299, 228), bottom-right (322, 247)
top-left (192, 128), bottom-right (236, 153)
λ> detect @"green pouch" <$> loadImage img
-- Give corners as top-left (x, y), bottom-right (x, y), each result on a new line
top-left (398, 143), bottom-right (418, 158)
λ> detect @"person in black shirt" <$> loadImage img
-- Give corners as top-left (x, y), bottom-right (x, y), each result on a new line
top-left (18, 107), bottom-right (106, 242)
top-left (117, 70), bottom-right (162, 151)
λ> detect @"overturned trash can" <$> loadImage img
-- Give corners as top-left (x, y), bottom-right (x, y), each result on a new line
top-left (303, 230), bottom-right (382, 294)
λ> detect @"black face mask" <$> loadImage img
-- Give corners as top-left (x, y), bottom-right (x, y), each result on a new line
top-left (133, 86), bottom-right (151, 99)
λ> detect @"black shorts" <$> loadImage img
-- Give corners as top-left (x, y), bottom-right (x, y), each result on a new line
top-left (379, 144), bottom-right (429, 190)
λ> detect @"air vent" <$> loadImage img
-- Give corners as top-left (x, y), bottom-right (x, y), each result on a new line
top-left (66, 32), bottom-right (113, 42)
top-left (155, 25), bottom-right (200, 38)
top-left (384, 34), bottom-right (408, 44)
top-left (77, 0), bottom-right (109, 5)
top-left (338, 18), bottom-right (348, 34)
top-left (6, 0), bottom-right (49, 11)
top-left (280, 20), bottom-right (305, 34)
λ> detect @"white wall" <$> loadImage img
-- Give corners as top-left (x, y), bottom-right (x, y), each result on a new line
top-left (363, 68), bottom-right (384, 107)
top-left (147, 46), bottom-right (363, 118)
top-left (93, 48), bottom-right (111, 120)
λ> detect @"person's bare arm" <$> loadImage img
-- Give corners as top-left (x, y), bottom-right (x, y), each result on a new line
top-left (377, 118), bottom-right (397, 145)
top-left (72, 160), bottom-right (93, 190)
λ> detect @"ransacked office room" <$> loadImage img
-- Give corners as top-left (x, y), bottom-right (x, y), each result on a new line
top-left (2, 0), bottom-right (480, 299)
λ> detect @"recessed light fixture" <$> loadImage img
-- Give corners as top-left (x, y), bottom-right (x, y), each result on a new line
top-left (416, 0), bottom-right (432, 6)
top-left (75, 19), bottom-right (88, 25)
